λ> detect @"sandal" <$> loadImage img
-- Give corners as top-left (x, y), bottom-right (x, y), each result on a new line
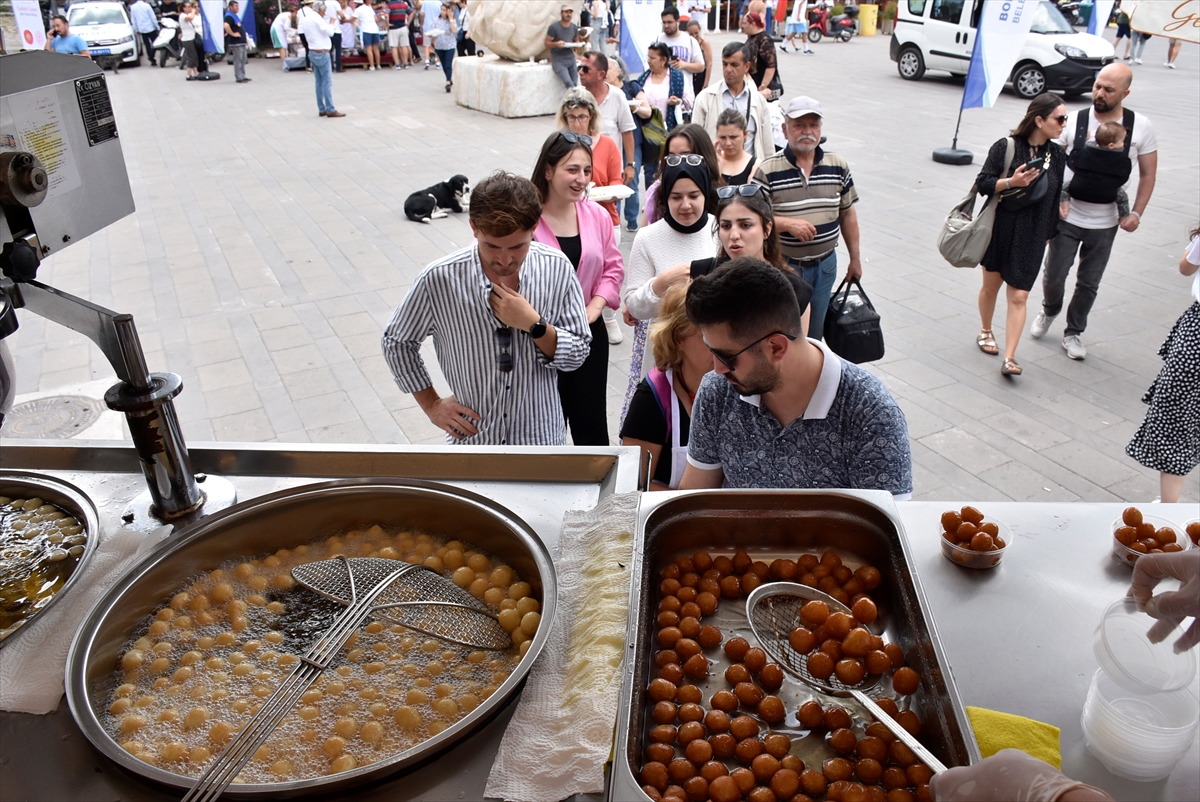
top-left (977, 329), bottom-right (999, 355)
top-left (1001, 359), bottom-right (1023, 376)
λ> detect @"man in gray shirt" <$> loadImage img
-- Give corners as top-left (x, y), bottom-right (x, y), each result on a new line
top-left (545, 4), bottom-right (580, 89)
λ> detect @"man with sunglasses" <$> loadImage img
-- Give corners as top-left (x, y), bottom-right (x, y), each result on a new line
top-left (679, 258), bottom-right (911, 497)
top-left (382, 172), bottom-right (592, 445)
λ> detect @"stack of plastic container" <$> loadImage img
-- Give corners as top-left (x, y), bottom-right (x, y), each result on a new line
top-left (1082, 598), bottom-right (1199, 781)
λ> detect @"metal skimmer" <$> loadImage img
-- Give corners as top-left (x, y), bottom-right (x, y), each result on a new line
top-left (181, 556), bottom-right (512, 802)
top-left (745, 582), bottom-right (947, 774)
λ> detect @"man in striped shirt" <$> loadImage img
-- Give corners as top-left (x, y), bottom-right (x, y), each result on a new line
top-left (382, 172), bottom-right (592, 446)
top-left (753, 96), bottom-right (862, 340)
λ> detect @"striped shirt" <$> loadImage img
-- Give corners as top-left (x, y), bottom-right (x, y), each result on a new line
top-left (381, 243), bottom-right (592, 446)
top-left (753, 146), bottom-right (859, 261)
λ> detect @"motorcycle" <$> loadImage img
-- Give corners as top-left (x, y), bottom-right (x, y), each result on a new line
top-left (153, 17), bottom-right (184, 67)
top-left (807, 5), bottom-right (857, 43)
top-left (1056, 0), bottom-right (1083, 25)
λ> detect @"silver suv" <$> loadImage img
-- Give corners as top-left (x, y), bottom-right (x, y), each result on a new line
top-left (68, 2), bottom-right (141, 66)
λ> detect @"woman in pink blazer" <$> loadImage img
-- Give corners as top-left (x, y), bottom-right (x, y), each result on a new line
top-left (531, 131), bottom-right (626, 445)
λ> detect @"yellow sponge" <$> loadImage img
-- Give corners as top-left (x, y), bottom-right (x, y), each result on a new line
top-left (965, 706), bottom-right (1062, 770)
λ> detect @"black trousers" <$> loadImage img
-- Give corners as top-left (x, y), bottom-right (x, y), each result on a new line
top-left (141, 32), bottom-right (157, 63)
top-left (331, 32), bottom-right (342, 70)
top-left (299, 33), bottom-right (310, 67)
top-left (456, 35), bottom-right (476, 56)
top-left (557, 318), bottom-right (610, 446)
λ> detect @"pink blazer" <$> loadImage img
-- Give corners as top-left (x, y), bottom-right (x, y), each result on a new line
top-left (533, 199), bottom-right (625, 311)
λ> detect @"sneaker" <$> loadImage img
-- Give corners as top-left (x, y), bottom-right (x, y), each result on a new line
top-left (604, 315), bottom-right (624, 345)
top-left (1030, 312), bottom-right (1055, 339)
top-left (1062, 334), bottom-right (1087, 360)
top-left (1134, 58), bottom-right (1142, 64)
top-left (1167, 62), bottom-right (1176, 69)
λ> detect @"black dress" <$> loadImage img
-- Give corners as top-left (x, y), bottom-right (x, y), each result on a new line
top-left (976, 136), bottom-right (1066, 292)
top-left (721, 156), bottom-right (757, 186)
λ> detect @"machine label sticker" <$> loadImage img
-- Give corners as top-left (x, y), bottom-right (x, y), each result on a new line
top-left (75, 75), bottom-right (119, 147)
top-left (8, 89), bottom-right (82, 195)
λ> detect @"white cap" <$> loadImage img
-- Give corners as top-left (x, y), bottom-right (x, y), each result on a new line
top-left (784, 96), bottom-right (823, 119)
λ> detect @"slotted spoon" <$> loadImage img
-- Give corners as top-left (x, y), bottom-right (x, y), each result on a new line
top-left (181, 556), bottom-right (512, 802)
top-left (746, 581), bottom-right (947, 774)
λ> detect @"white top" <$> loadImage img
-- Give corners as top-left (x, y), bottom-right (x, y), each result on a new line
top-left (322, 0), bottom-right (341, 25)
top-left (624, 216), bottom-right (717, 321)
top-left (790, 0), bottom-right (809, 22)
top-left (1187, 235), bottom-right (1200, 304)
top-left (594, 84), bottom-right (635, 157)
top-left (354, 3), bottom-right (379, 34)
top-left (1056, 108), bottom-right (1157, 230)
top-left (642, 72), bottom-right (671, 118)
top-left (298, 6), bottom-right (334, 49)
top-left (655, 31), bottom-right (702, 66)
top-left (180, 11), bottom-right (201, 41)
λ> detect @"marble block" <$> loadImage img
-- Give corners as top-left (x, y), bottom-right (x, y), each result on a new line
top-left (454, 55), bottom-right (572, 119)
top-left (468, 0), bottom-right (582, 62)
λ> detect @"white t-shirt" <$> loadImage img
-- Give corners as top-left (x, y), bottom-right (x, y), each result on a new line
top-left (790, 0), bottom-right (809, 22)
top-left (643, 72), bottom-right (671, 118)
top-left (1187, 235), bottom-right (1200, 303)
top-left (655, 31), bottom-right (702, 66)
top-left (355, 3), bottom-right (379, 34)
top-left (595, 84), bottom-right (635, 157)
top-left (180, 11), bottom-right (200, 41)
top-left (322, 0), bottom-right (341, 26)
top-left (1057, 108), bottom-right (1157, 230)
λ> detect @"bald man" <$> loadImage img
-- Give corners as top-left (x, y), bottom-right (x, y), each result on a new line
top-left (1032, 63), bottom-right (1158, 361)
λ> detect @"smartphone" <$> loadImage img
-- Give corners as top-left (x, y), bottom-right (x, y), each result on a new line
top-left (1024, 156), bottom-right (1046, 171)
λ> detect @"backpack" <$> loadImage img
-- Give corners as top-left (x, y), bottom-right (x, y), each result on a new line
top-left (1072, 107), bottom-right (1135, 158)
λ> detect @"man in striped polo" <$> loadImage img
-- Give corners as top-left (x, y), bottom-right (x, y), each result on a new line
top-left (381, 172), bottom-right (592, 446)
top-left (753, 96), bottom-right (862, 340)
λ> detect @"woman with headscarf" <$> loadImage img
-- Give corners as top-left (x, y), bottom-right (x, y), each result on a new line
top-left (621, 157), bottom-right (717, 418)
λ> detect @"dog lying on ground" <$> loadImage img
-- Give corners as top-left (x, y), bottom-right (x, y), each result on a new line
top-left (403, 175), bottom-right (470, 223)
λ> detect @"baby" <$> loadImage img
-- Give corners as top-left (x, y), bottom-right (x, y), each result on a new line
top-left (1062, 121), bottom-right (1132, 218)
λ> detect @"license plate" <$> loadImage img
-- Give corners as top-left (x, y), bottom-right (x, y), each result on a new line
top-left (92, 48), bottom-right (111, 54)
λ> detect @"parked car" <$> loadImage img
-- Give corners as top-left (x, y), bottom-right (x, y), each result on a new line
top-left (890, 0), bottom-right (1115, 99)
top-left (67, 1), bottom-right (141, 66)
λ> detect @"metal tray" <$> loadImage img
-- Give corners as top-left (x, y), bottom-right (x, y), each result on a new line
top-left (0, 470), bottom-right (101, 649)
top-left (65, 478), bottom-right (558, 799)
top-left (611, 490), bottom-right (980, 801)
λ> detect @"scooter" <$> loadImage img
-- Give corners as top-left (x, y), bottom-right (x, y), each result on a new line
top-left (153, 17), bottom-right (184, 67)
top-left (807, 5), bottom-right (856, 43)
top-left (1056, 1), bottom-right (1083, 25)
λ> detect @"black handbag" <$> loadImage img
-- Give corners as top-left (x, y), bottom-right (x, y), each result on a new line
top-left (1000, 145), bottom-right (1052, 211)
top-left (824, 277), bottom-right (884, 364)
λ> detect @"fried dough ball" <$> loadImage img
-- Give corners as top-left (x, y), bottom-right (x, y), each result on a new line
top-left (758, 696), bottom-right (786, 723)
top-left (800, 600), bottom-right (830, 628)
top-left (708, 775), bottom-right (740, 802)
top-left (723, 637), bottom-right (751, 662)
top-left (851, 597), bottom-right (878, 625)
top-left (800, 768), bottom-right (828, 796)
top-left (789, 626), bottom-right (817, 655)
top-left (835, 658), bottom-right (866, 686)
top-left (649, 678), bottom-right (678, 702)
top-left (646, 743), bottom-right (675, 764)
top-left (759, 663), bottom-right (784, 691)
top-left (892, 666), bottom-right (920, 695)
top-left (827, 612), bottom-right (855, 640)
top-left (807, 651), bottom-right (835, 680)
top-left (711, 690), bottom-right (738, 713)
top-left (734, 682), bottom-right (764, 708)
top-left (734, 737), bottom-right (764, 764)
top-left (729, 714), bottom-right (759, 741)
top-left (726, 663), bottom-right (752, 685)
top-left (685, 737), bottom-right (713, 766)
top-left (678, 702), bottom-right (705, 723)
top-left (798, 700), bottom-right (825, 729)
top-left (824, 706), bottom-right (853, 731)
top-left (704, 709), bottom-right (730, 733)
top-left (697, 625), bottom-right (722, 649)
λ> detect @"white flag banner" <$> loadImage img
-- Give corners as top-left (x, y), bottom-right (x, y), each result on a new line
top-left (1088, 0), bottom-right (1117, 35)
top-left (12, 0), bottom-right (47, 50)
top-left (1130, 0), bottom-right (1200, 43)
top-left (961, 0), bottom-right (1039, 109)
top-left (619, 0), bottom-right (665, 76)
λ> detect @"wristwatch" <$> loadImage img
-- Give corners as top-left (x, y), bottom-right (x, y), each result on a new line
top-left (626, 162), bottom-right (635, 168)
top-left (528, 318), bottom-right (548, 339)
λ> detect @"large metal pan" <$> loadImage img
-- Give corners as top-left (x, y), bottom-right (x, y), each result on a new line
top-left (610, 489), bottom-right (980, 801)
top-left (0, 470), bottom-right (101, 648)
top-left (65, 478), bottom-right (557, 799)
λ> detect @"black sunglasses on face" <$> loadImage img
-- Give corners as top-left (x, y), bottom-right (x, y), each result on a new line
top-left (495, 327), bottom-right (513, 373)
top-left (559, 131), bottom-right (593, 147)
top-left (664, 154), bottom-right (704, 167)
top-left (1051, 114), bottom-right (1069, 124)
top-left (716, 184), bottom-right (766, 200)
top-left (578, 65), bottom-right (592, 73)
top-left (709, 331), bottom-right (797, 371)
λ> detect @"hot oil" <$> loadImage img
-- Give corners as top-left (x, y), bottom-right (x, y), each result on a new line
top-left (0, 496), bottom-right (87, 640)
top-left (100, 526), bottom-right (533, 784)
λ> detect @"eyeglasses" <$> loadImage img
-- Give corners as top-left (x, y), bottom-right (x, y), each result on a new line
top-left (559, 131), bottom-right (593, 147)
top-left (708, 331), bottom-right (797, 371)
top-left (716, 184), bottom-right (766, 200)
top-left (494, 327), bottom-right (513, 373)
top-left (577, 65), bottom-right (592, 74)
top-left (565, 112), bottom-right (592, 123)
top-left (1051, 114), bottom-right (1069, 124)
top-left (664, 154), bottom-right (704, 167)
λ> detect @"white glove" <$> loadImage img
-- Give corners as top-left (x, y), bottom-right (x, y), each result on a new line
top-left (929, 749), bottom-right (1111, 802)
top-left (1130, 549), bottom-right (1200, 653)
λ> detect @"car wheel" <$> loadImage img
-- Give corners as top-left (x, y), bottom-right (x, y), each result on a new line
top-left (897, 46), bottom-right (925, 80)
top-left (808, 29), bottom-right (822, 44)
top-left (1012, 63), bottom-right (1046, 99)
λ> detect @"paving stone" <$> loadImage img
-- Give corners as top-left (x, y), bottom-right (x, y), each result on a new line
top-left (1040, 441), bottom-right (1143, 490)
top-left (212, 409), bottom-right (277, 443)
top-left (919, 427), bottom-right (1012, 474)
top-left (197, 360), bottom-right (255, 393)
top-left (293, 391), bottom-right (361, 430)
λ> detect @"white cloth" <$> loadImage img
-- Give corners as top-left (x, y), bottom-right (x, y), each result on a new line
top-left (624, 216), bottom-right (717, 321)
top-left (1187, 235), bottom-right (1200, 303)
top-left (322, 0), bottom-right (341, 26)
top-left (1057, 108), bottom-right (1157, 229)
top-left (484, 493), bottom-right (638, 802)
top-left (688, 0), bottom-right (712, 28)
top-left (299, 5), bottom-right (334, 49)
top-left (654, 31), bottom-right (703, 67)
top-left (790, 0), bottom-right (809, 22)
top-left (180, 10), bottom-right (201, 41)
top-left (0, 524), bottom-right (170, 715)
top-left (594, 83), bottom-right (635, 156)
top-left (642, 72), bottom-right (672, 118)
top-left (354, 2), bottom-right (379, 34)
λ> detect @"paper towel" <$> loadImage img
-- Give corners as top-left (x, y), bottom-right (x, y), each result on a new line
top-left (0, 523), bottom-right (169, 714)
top-left (484, 492), bottom-right (639, 802)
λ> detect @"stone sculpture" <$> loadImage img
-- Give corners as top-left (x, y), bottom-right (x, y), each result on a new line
top-left (468, 0), bottom-right (583, 62)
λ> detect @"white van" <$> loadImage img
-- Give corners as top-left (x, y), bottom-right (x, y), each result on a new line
top-left (889, 0), bottom-right (1116, 99)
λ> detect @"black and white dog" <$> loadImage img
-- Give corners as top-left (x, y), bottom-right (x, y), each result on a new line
top-left (403, 175), bottom-right (470, 223)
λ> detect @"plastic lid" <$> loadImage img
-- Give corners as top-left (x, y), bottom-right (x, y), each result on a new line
top-left (1093, 598), bottom-right (1198, 693)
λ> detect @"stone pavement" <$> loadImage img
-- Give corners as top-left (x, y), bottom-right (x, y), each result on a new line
top-left (3, 32), bottom-right (1198, 503)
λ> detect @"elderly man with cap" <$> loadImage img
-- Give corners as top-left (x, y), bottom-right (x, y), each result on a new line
top-left (298, 0), bottom-right (344, 117)
top-left (752, 96), bottom-right (861, 340)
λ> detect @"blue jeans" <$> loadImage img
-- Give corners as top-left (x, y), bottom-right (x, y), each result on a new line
top-left (624, 144), bottom-right (643, 228)
top-left (437, 47), bottom-right (455, 82)
top-left (310, 51), bottom-right (335, 114)
top-left (794, 250), bottom-right (837, 340)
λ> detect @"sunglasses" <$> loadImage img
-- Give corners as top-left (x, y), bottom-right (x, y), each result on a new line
top-left (577, 65), bottom-right (592, 74)
top-left (559, 131), bottom-right (593, 147)
top-left (709, 331), bottom-right (797, 371)
top-left (664, 154), bottom-right (704, 167)
top-left (717, 184), bottom-right (766, 200)
top-left (1051, 114), bottom-right (1069, 124)
top-left (495, 327), bottom-right (513, 373)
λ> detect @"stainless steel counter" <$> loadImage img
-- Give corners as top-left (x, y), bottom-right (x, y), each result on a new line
top-left (0, 442), bottom-right (640, 802)
top-left (896, 502), bottom-right (1200, 802)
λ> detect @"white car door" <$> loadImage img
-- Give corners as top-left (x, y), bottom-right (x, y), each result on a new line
top-left (922, 0), bottom-right (971, 73)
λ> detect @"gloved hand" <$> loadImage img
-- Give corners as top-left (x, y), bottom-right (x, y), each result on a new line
top-left (1130, 549), bottom-right (1200, 653)
top-left (929, 749), bottom-right (1111, 802)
